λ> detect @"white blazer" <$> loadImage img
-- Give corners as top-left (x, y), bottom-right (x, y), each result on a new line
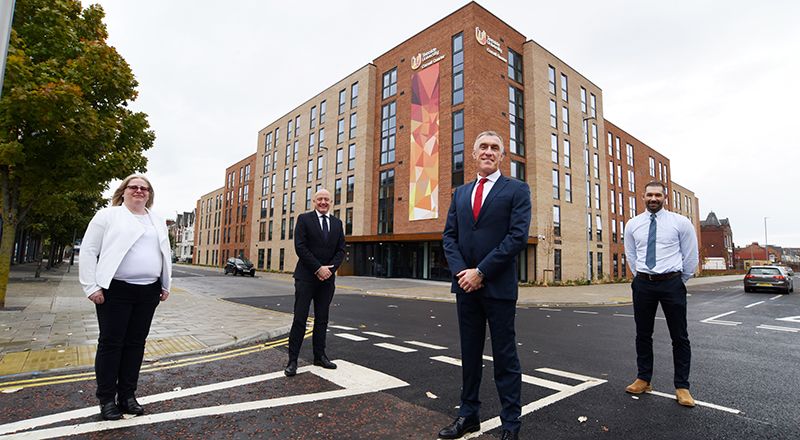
top-left (79, 205), bottom-right (172, 297)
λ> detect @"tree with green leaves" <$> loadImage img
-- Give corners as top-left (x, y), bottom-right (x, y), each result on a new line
top-left (0, 0), bottom-right (154, 307)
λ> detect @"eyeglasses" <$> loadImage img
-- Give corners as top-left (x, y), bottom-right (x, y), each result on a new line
top-left (126, 185), bottom-right (150, 192)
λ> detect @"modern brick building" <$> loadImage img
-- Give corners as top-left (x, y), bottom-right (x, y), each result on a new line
top-left (195, 1), bottom-right (699, 284)
top-left (194, 186), bottom-right (224, 266)
top-left (219, 154), bottom-right (255, 264)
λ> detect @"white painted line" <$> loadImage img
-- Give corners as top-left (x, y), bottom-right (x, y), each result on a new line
top-left (536, 367), bottom-right (600, 383)
top-left (574, 311), bottom-right (598, 315)
top-left (431, 355), bottom-right (461, 367)
top-left (334, 333), bottom-right (368, 341)
top-left (648, 390), bottom-right (740, 414)
top-left (329, 325), bottom-right (358, 330)
top-left (482, 355), bottom-right (493, 362)
top-left (539, 308), bottom-right (562, 311)
top-left (521, 373), bottom-right (571, 391)
top-left (745, 301), bottom-right (765, 309)
top-left (769, 294), bottom-right (784, 301)
top-left (0, 361), bottom-right (409, 439)
top-left (404, 340), bottom-right (447, 350)
top-left (776, 315), bottom-right (800, 323)
top-left (363, 331), bottom-right (394, 338)
top-left (700, 311), bottom-right (741, 326)
top-left (374, 342), bottom-right (417, 353)
top-left (614, 314), bottom-right (635, 318)
top-left (757, 325), bottom-right (800, 333)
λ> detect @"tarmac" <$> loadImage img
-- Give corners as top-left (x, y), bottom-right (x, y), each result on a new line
top-left (0, 261), bottom-right (743, 380)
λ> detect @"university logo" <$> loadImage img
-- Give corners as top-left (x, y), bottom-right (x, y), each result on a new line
top-left (411, 53), bottom-right (422, 70)
top-left (475, 27), bottom-right (487, 45)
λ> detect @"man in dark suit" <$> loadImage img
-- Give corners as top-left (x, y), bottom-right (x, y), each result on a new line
top-left (284, 189), bottom-right (346, 377)
top-left (440, 131), bottom-right (532, 440)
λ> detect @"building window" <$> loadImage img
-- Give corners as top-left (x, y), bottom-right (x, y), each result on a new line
top-left (581, 87), bottom-right (587, 113)
top-left (264, 154), bottom-right (270, 175)
top-left (378, 169), bottom-right (394, 234)
top-left (382, 68), bottom-right (397, 100)
top-left (552, 169), bottom-right (559, 199)
top-left (452, 110), bottom-right (465, 187)
top-left (280, 218), bottom-right (286, 240)
top-left (551, 134), bottom-right (558, 163)
top-left (629, 195), bottom-right (636, 218)
top-left (306, 187), bottom-right (312, 210)
top-left (553, 205), bottom-right (561, 236)
top-left (289, 217), bottom-right (294, 240)
top-left (345, 208), bottom-right (353, 235)
top-left (319, 100), bottom-right (326, 124)
top-left (550, 100), bottom-right (557, 128)
top-left (621, 254), bottom-right (626, 277)
top-left (349, 113), bottom-right (357, 139)
top-left (260, 199), bottom-right (268, 219)
top-left (628, 169), bottom-right (635, 192)
top-left (593, 153), bottom-right (599, 179)
top-left (381, 101), bottom-right (397, 165)
top-left (617, 164), bottom-right (622, 187)
top-left (287, 119), bottom-right (293, 141)
top-left (510, 159), bottom-right (525, 181)
top-left (561, 73), bottom-right (568, 102)
top-left (282, 193), bottom-right (287, 215)
top-left (592, 123), bottom-right (598, 149)
top-left (285, 144), bottom-right (291, 165)
top-left (318, 127), bottom-right (325, 151)
top-left (265, 132), bottom-right (272, 152)
top-left (257, 248), bottom-right (264, 268)
top-left (612, 219), bottom-right (617, 243)
top-left (336, 148), bottom-right (343, 174)
top-left (618, 192), bottom-right (623, 215)
top-left (626, 143), bottom-right (634, 166)
top-left (310, 106), bottom-right (316, 129)
top-left (334, 178), bottom-right (342, 205)
top-left (279, 248), bottom-right (284, 271)
top-left (590, 93), bottom-right (597, 118)
top-left (565, 174), bottom-right (572, 203)
top-left (243, 185), bottom-right (249, 202)
top-left (587, 214), bottom-right (592, 241)
top-left (351, 82), bottom-right (358, 109)
top-left (596, 215), bottom-right (602, 241)
top-left (290, 191), bottom-right (296, 213)
top-left (613, 253), bottom-right (619, 278)
top-left (337, 118), bottom-right (345, 144)
top-left (348, 143), bottom-right (355, 171)
top-left (509, 85), bottom-right (524, 156)
top-left (508, 48), bottom-right (523, 84)
top-left (338, 89), bottom-right (346, 115)
top-left (554, 249), bottom-right (562, 282)
top-left (268, 220), bottom-right (273, 241)
top-left (291, 165), bottom-right (297, 187)
top-left (274, 128), bottom-right (280, 149)
top-left (346, 175), bottom-right (354, 203)
top-left (597, 252), bottom-right (603, 279)
top-left (611, 189), bottom-right (616, 214)
top-left (452, 32), bottom-right (464, 105)
top-left (564, 139), bottom-right (571, 168)
top-left (562, 106), bottom-right (569, 134)
top-left (649, 156), bottom-right (656, 177)
top-left (548, 65), bottom-right (556, 94)
top-left (262, 177), bottom-right (269, 196)
top-left (316, 156), bottom-right (324, 180)
top-left (270, 197), bottom-right (274, 217)
top-left (295, 115), bottom-right (300, 137)
top-left (308, 132), bottom-right (315, 156)
top-left (307, 160), bottom-right (314, 183)
top-left (273, 151), bottom-right (278, 171)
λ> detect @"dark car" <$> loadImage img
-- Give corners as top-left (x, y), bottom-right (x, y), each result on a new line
top-left (224, 257), bottom-right (255, 277)
top-left (743, 266), bottom-right (793, 293)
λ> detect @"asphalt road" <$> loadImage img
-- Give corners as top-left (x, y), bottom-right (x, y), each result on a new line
top-left (1, 269), bottom-right (797, 439)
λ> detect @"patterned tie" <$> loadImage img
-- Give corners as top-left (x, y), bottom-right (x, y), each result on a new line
top-left (321, 215), bottom-right (329, 240)
top-left (473, 178), bottom-right (488, 221)
top-left (645, 213), bottom-right (657, 269)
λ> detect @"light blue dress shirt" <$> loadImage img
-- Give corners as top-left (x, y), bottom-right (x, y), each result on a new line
top-left (624, 208), bottom-right (699, 283)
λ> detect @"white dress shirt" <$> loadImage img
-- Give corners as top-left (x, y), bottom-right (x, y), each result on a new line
top-left (470, 170), bottom-right (501, 211)
top-left (624, 207), bottom-right (699, 283)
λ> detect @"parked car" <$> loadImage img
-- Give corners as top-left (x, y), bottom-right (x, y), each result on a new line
top-left (777, 266), bottom-right (794, 277)
top-left (743, 266), bottom-right (793, 293)
top-left (224, 257), bottom-right (255, 277)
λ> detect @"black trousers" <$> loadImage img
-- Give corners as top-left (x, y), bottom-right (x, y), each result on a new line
top-left (94, 279), bottom-right (161, 404)
top-left (632, 275), bottom-right (691, 389)
top-left (287, 279), bottom-right (335, 362)
top-left (456, 293), bottom-right (522, 432)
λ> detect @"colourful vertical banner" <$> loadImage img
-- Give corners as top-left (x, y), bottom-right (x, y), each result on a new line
top-left (409, 63), bottom-right (440, 220)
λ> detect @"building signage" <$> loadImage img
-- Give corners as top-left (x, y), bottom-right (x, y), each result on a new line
top-left (475, 26), bottom-right (507, 63)
top-left (412, 47), bottom-right (445, 70)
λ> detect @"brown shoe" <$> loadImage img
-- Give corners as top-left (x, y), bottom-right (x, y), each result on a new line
top-left (625, 379), bottom-right (652, 394)
top-left (676, 388), bottom-right (695, 407)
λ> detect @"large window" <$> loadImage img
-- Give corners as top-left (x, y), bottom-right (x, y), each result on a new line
top-left (581, 87), bottom-right (587, 113)
top-left (510, 159), bottom-right (525, 181)
top-left (349, 113), bottom-right (357, 139)
top-left (378, 169), bottom-right (394, 234)
top-left (565, 174), bottom-right (572, 203)
top-left (561, 73), bottom-right (568, 102)
top-left (552, 169), bottom-right (559, 199)
top-left (350, 82), bottom-right (358, 109)
top-left (508, 48), bottom-right (523, 84)
top-left (334, 178), bottom-right (342, 205)
top-left (337, 118), bottom-right (345, 144)
top-left (452, 33), bottom-right (464, 105)
top-left (346, 175), bottom-right (354, 203)
top-left (564, 139), bottom-right (571, 168)
top-left (551, 134), bottom-right (558, 163)
top-left (509, 85), bottom-right (524, 156)
top-left (649, 156), bottom-right (656, 177)
top-left (452, 110), bottom-right (465, 186)
top-left (562, 106), bottom-right (569, 134)
top-left (382, 68), bottom-right (397, 100)
top-left (548, 65), bottom-right (556, 94)
top-left (553, 205), bottom-right (561, 236)
top-left (310, 106), bottom-right (316, 129)
top-left (338, 89), bottom-right (346, 115)
top-left (345, 208), bottom-right (353, 235)
top-left (319, 100), bottom-right (326, 124)
top-left (336, 148), bottom-right (343, 174)
top-left (554, 249), bottom-right (561, 282)
top-left (550, 100), bottom-right (557, 128)
top-left (626, 143), bottom-right (634, 166)
top-left (381, 101), bottom-right (397, 164)
top-left (265, 132), bottom-right (272, 152)
top-left (348, 143), bottom-right (355, 171)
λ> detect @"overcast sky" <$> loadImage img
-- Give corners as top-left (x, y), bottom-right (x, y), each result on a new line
top-left (94, 0), bottom-right (800, 248)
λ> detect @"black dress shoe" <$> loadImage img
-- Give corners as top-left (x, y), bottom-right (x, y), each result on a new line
top-left (284, 360), bottom-right (297, 377)
top-left (313, 355), bottom-right (337, 369)
top-left (117, 396), bottom-right (144, 415)
top-left (100, 401), bottom-right (122, 420)
top-left (500, 430), bottom-right (520, 440)
top-left (438, 416), bottom-right (480, 439)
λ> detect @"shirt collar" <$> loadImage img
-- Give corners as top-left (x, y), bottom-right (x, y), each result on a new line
top-left (315, 210), bottom-right (328, 218)
top-left (476, 170), bottom-right (502, 184)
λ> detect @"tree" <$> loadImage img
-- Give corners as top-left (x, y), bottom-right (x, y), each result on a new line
top-left (0, 0), bottom-right (154, 307)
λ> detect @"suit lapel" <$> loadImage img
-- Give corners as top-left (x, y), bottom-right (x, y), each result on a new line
top-left (463, 180), bottom-right (478, 224)
top-left (475, 176), bottom-right (508, 223)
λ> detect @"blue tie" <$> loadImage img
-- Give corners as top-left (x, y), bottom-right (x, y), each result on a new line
top-left (322, 215), bottom-right (329, 240)
top-left (645, 213), bottom-right (657, 269)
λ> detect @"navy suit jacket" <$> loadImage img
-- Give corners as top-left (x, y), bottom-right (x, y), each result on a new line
top-left (293, 211), bottom-right (346, 284)
top-left (443, 174), bottom-right (531, 299)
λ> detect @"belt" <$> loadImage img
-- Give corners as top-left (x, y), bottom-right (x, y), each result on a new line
top-left (637, 271), bottom-right (681, 281)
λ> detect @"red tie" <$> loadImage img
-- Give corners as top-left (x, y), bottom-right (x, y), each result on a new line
top-left (473, 178), bottom-right (488, 221)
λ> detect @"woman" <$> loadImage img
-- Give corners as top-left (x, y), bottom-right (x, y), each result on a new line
top-left (79, 174), bottom-right (172, 420)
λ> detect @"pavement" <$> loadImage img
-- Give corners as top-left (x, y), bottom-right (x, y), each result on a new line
top-left (0, 261), bottom-right (743, 379)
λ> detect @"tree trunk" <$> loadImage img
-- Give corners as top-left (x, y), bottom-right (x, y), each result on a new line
top-left (0, 219), bottom-right (17, 309)
top-left (34, 239), bottom-right (44, 278)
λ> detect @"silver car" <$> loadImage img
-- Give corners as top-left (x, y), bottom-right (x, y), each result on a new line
top-left (744, 266), bottom-right (793, 293)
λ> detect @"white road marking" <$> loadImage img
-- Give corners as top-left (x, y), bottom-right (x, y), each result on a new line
top-left (574, 311), bottom-right (598, 315)
top-left (536, 368), bottom-right (600, 383)
top-left (776, 315), bottom-right (800, 323)
top-left (769, 294), bottom-right (784, 300)
top-left (363, 331), bottom-right (394, 338)
top-left (374, 342), bottom-right (417, 353)
top-left (614, 313), bottom-right (665, 320)
top-left (757, 325), bottom-right (800, 333)
top-left (539, 308), bottom-right (561, 311)
top-left (431, 355), bottom-right (462, 367)
top-left (648, 390), bottom-right (740, 414)
top-left (404, 341), bottom-right (447, 350)
top-left (334, 333), bottom-right (368, 341)
top-left (700, 311), bottom-right (741, 326)
top-left (745, 301), bottom-right (765, 309)
top-left (0, 361), bottom-right (408, 439)
top-left (329, 325), bottom-right (358, 330)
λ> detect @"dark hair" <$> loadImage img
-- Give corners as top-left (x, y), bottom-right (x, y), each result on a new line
top-left (644, 181), bottom-right (667, 194)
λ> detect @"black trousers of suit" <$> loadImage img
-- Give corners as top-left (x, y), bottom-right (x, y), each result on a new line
top-left (456, 292), bottom-right (522, 432)
top-left (94, 279), bottom-right (160, 404)
top-left (288, 279), bottom-right (335, 362)
top-left (632, 275), bottom-right (691, 389)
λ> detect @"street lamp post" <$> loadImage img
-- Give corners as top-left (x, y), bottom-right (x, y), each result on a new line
top-left (583, 116), bottom-right (596, 284)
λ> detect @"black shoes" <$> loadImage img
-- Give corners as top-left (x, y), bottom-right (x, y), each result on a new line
top-left (313, 355), bottom-right (337, 369)
top-left (284, 360), bottom-right (298, 377)
top-left (438, 416), bottom-right (480, 439)
top-left (117, 396), bottom-right (144, 415)
top-left (100, 401), bottom-right (122, 420)
top-left (500, 430), bottom-right (520, 440)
